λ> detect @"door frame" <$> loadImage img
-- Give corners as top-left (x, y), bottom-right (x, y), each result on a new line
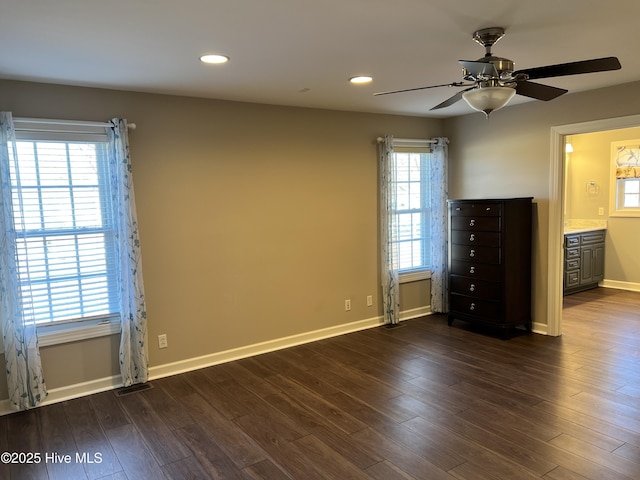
top-left (547, 113), bottom-right (640, 336)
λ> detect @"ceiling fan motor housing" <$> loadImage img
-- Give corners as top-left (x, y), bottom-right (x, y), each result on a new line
top-left (463, 56), bottom-right (515, 82)
top-left (465, 27), bottom-right (516, 81)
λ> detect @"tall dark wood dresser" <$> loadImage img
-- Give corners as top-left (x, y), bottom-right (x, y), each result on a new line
top-left (448, 197), bottom-right (533, 337)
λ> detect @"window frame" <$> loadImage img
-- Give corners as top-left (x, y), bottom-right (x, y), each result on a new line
top-left (391, 139), bottom-right (433, 283)
top-left (609, 139), bottom-right (640, 217)
top-left (8, 118), bottom-right (122, 347)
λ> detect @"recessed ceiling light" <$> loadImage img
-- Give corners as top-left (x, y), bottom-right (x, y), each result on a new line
top-left (350, 76), bottom-right (373, 84)
top-left (200, 54), bottom-right (230, 64)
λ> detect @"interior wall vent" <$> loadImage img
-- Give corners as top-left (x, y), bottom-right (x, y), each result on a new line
top-left (114, 382), bottom-right (154, 397)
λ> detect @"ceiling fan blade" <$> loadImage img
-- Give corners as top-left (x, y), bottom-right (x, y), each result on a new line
top-left (459, 60), bottom-right (498, 78)
top-left (430, 86), bottom-right (476, 110)
top-left (513, 56), bottom-right (621, 80)
top-left (515, 81), bottom-right (568, 101)
top-left (374, 82), bottom-right (466, 96)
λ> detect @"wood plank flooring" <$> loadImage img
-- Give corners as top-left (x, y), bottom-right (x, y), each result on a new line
top-left (1, 287), bottom-right (639, 479)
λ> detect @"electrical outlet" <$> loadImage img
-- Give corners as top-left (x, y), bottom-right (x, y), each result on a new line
top-left (345, 299), bottom-right (351, 311)
top-left (158, 334), bottom-right (168, 349)
top-left (598, 207), bottom-right (604, 216)
top-left (367, 295), bottom-right (373, 307)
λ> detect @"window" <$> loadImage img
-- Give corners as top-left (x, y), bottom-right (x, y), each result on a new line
top-left (610, 140), bottom-right (640, 216)
top-left (8, 119), bottom-right (120, 343)
top-left (392, 141), bottom-right (432, 281)
top-left (618, 178), bottom-right (640, 208)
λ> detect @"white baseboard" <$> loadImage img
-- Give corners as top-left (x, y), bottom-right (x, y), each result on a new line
top-left (532, 322), bottom-right (548, 335)
top-left (600, 279), bottom-right (640, 292)
top-left (0, 306), bottom-right (434, 415)
top-left (148, 314), bottom-right (386, 380)
top-left (150, 306), bottom-right (433, 381)
top-left (0, 374), bottom-right (122, 416)
top-left (400, 305), bottom-right (432, 321)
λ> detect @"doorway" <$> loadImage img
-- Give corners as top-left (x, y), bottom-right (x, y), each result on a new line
top-left (548, 113), bottom-right (640, 336)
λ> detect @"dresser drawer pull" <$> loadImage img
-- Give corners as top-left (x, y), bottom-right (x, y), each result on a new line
top-left (469, 249), bottom-right (475, 257)
top-left (469, 219), bottom-right (476, 227)
top-left (469, 234), bottom-right (475, 242)
top-left (469, 284), bottom-right (475, 292)
top-left (469, 266), bottom-right (475, 274)
top-left (469, 303), bottom-right (476, 311)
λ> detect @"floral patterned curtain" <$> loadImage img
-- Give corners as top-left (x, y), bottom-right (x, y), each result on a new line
top-left (429, 137), bottom-right (449, 313)
top-left (379, 136), bottom-right (400, 325)
top-left (107, 119), bottom-right (149, 386)
top-left (0, 112), bottom-right (48, 410)
top-left (615, 144), bottom-right (640, 179)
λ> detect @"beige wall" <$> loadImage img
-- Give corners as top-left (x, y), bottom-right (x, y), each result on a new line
top-left (0, 80), bottom-right (441, 397)
top-left (565, 127), bottom-right (640, 219)
top-left (4, 77), bottom-right (640, 401)
top-left (445, 80), bottom-right (640, 330)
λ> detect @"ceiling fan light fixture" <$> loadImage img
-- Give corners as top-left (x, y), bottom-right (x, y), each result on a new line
top-left (462, 86), bottom-right (515, 117)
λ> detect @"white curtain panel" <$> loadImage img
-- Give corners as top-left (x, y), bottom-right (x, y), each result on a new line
top-left (108, 119), bottom-right (149, 386)
top-left (379, 136), bottom-right (400, 325)
top-left (429, 137), bottom-right (449, 313)
top-left (0, 112), bottom-right (48, 410)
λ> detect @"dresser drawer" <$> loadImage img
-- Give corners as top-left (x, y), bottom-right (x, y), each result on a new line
top-left (565, 235), bottom-right (580, 248)
top-left (450, 294), bottom-right (500, 319)
top-left (450, 275), bottom-right (501, 300)
top-left (451, 245), bottom-right (500, 264)
top-left (451, 230), bottom-right (500, 247)
top-left (565, 247), bottom-right (580, 260)
top-left (565, 258), bottom-right (580, 271)
top-left (565, 270), bottom-right (580, 288)
top-left (450, 203), bottom-right (502, 217)
top-left (450, 260), bottom-right (501, 281)
top-left (451, 216), bottom-right (500, 232)
top-left (580, 230), bottom-right (605, 245)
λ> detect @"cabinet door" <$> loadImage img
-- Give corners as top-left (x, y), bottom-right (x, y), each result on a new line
top-left (580, 245), bottom-right (593, 285)
top-left (593, 244), bottom-right (605, 282)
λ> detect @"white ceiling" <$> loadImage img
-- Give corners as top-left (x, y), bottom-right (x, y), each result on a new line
top-left (1, 0), bottom-right (639, 118)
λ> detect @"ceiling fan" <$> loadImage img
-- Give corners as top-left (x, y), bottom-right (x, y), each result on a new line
top-left (374, 27), bottom-right (621, 117)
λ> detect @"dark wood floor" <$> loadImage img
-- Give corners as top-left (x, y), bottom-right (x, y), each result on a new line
top-left (1, 287), bottom-right (639, 479)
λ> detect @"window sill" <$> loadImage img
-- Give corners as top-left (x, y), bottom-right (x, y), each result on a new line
top-left (37, 320), bottom-right (121, 348)
top-left (609, 211), bottom-right (640, 218)
top-left (399, 269), bottom-right (431, 283)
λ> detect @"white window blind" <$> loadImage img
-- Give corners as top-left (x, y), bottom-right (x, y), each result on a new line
top-left (9, 118), bottom-right (119, 329)
top-left (392, 140), bottom-right (432, 275)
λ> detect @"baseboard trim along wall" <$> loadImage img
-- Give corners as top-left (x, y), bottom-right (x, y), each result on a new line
top-left (0, 305), bottom-right (432, 416)
top-left (600, 279), bottom-right (640, 292)
top-left (0, 374), bottom-right (122, 416)
top-left (531, 322), bottom-right (548, 336)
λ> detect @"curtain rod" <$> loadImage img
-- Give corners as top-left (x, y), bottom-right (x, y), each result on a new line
top-left (14, 117), bottom-right (137, 130)
top-left (376, 137), bottom-right (435, 144)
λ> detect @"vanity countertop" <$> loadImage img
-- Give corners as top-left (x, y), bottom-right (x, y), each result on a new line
top-left (564, 227), bottom-right (607, 235)
top-left (564, 219), bottom-right (607, 235)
